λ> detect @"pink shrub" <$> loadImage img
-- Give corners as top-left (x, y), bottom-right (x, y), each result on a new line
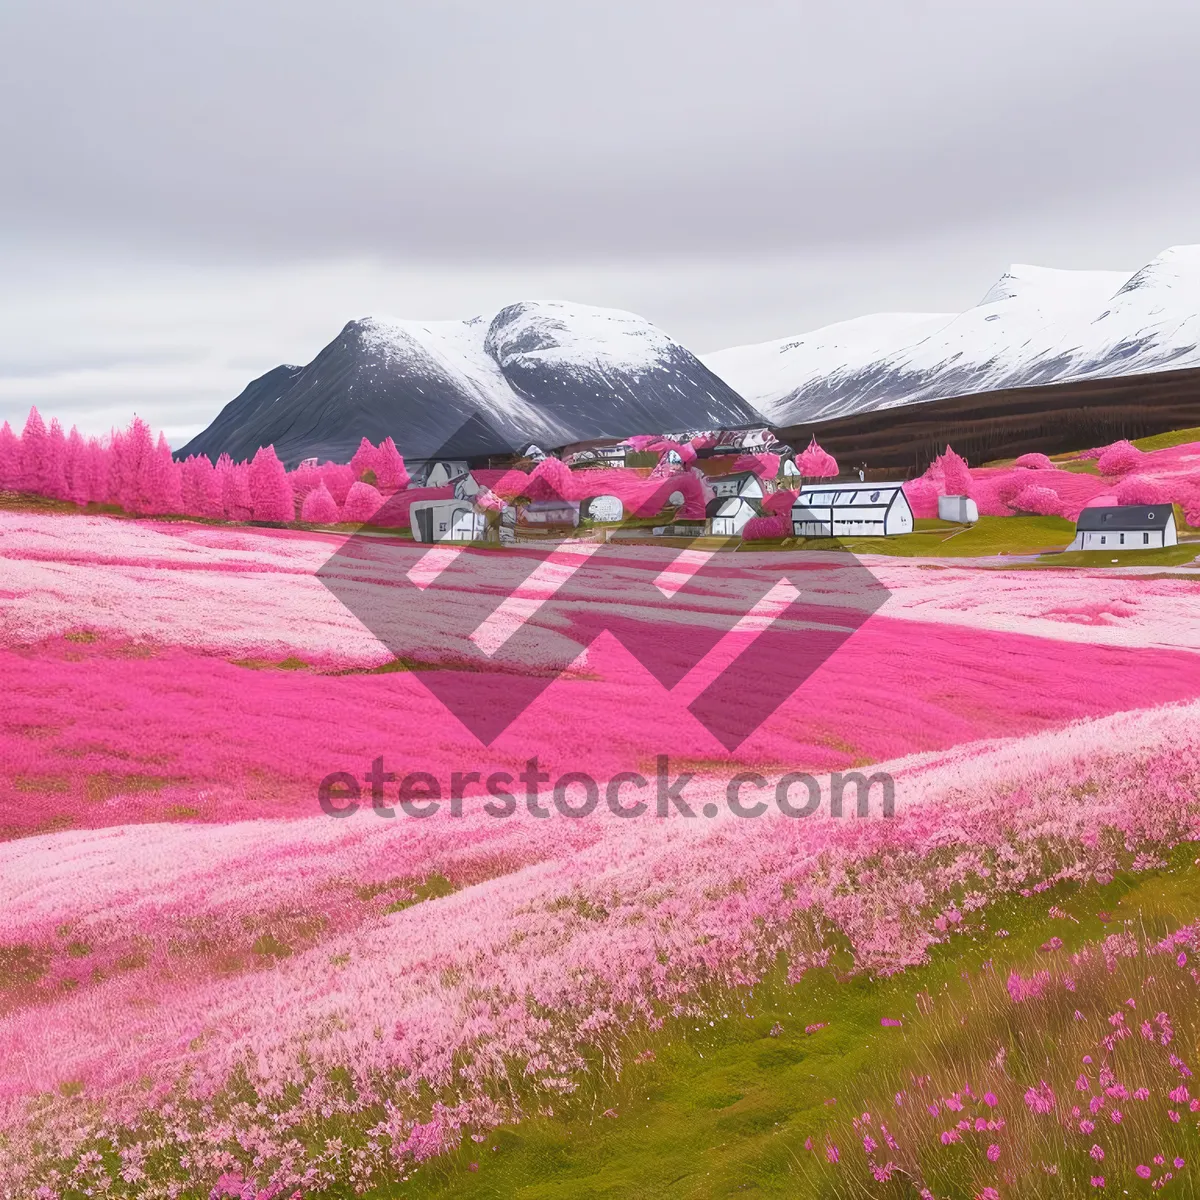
top-left (732, 452), bottom-right (781, 480)
top-left (742, 514), bottom-right (791, 541)
top-left (300, 481), bottom-right (340, 524)
top-left (1013, 453), bottom-right (1055, 470)
top-left (1096, 440), bottom-right (1145, 477)
top-left (1011, 485), bottom-right (1065, 517)
top-left (319, 462), bottom-right (356, 506)
top-left (1115, 475), bottom-right (1167, 506)
top-left (0, 421), bottom-right (19, 489)
top-left (340, 480), bottom-right (385, 524)
top-left (904, 477), bottom-right (940, 519)
top-left (762, 489), bottom-right (798, 517)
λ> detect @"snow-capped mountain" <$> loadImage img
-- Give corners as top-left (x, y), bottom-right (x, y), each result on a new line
top-left (180, 301), bottom-right (764, 467)
top-left (704, 245), bottom-right (1200, 426)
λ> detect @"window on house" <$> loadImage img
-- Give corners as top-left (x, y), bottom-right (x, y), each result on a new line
top-left (1100, 536), bottom-right (1106, 545)
top-left (1120, 533), bottom-right (1125, 545)
top-left (1144, 532), bottom-right (1150, 545)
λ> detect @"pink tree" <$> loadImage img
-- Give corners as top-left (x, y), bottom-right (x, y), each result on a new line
top-left (18, 407), bottom-right (49, 495)
top-left (143, 433), bottom-right (183, 514)
top-left (340, 480), bottom-right (384, 524)
top-left (0, 421), bottom-right (19, 489)
top-left (110, 417), bottom-right (156, 513)
top-left (64, 427), bottom-right (91, 507)
top-left (938, 446), bottom-right (973, 496)
top-left (218, 455), bottom-right (253, 521)
top-left (249, 445), bottom-right (295, 523)
top-left (248, 446), bottom-right (295, 520)
top-left (44, 419), bottom-right (70, 501)
top-left (374, 437), bottom-right (410, 493)
top-left (350, 437), bottom-right (379, 482)
top-left (87, 438), bottom-right (112, 505)
top-left (300, 481), bottom-right (340, 524)
top-left (794, 437), bottom-right (839, 479)
top-left (1096, 440), bottom-right (1144, 477)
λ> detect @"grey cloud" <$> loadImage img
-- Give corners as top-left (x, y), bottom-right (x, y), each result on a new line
top-left (2, 0), bottom-right (1199, 261)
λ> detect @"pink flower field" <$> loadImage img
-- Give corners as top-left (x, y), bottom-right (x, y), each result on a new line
top-left (3, 502), bottom-right (1200, 1197)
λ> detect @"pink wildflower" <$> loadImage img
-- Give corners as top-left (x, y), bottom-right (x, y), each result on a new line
top-left (987, 1143), bottom-right (1001, 1162)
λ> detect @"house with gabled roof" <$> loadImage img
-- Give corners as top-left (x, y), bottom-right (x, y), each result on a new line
top-left (792, 481), bottom-right (914, 538)
top-left (1067, 505), bottom-right (1177, 551)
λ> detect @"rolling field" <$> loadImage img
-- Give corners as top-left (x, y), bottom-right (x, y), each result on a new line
top-left (3, 509), bottom-right (1200, 1197)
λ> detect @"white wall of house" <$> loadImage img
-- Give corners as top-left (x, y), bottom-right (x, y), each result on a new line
top-left (792, 484), bottom-right (913, 538)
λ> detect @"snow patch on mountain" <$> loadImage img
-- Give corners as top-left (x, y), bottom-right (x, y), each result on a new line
top-left (703, 245), bottom-right (1200, 425)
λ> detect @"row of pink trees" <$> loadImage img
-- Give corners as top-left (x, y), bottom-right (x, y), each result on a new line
top-left (0, 408), bottom-right (410, 526)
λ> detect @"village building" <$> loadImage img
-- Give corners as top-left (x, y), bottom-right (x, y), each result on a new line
top-left (519, 498), bottom-right (581, 528)
top-left (580, 495), bottom-right (624, 523)
top-left (706, 496), bottom-right (760, 537)
top-left (1067, 505), bottom-right (1177, 551)
top-left (709, 471), bottom-right (765, 501)
top-left (417, 459), bottom-right (471, 489)
top-left (792, 481), bottom-right (914, 538)
top-left (409, 498), bottom-right (487, 543)
top-left (938, 494), bottom-right (980, 524)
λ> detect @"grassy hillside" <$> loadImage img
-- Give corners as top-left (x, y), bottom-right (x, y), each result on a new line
top-left (400, 848), bottom-right (1200, 1199)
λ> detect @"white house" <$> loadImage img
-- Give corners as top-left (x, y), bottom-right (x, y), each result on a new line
top-left (792, 481), bottom-right (914, 538)
top-left (938, 494), bottom-right (980, 524)
top-left (706, 496), bottom-right (759, 537)
top-left (710, 471), bottom-right (765, 501)
top-left (409, 498), bottom-right (487, 543)
top-left (1067, 505), bottom-right (1177, 551)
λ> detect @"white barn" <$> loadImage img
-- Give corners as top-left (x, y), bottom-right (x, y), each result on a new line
top-left (792, 481), bottom-right (914, 538)
top-left (1067, 505), bottom-right (1177, 551)
top-left (409, 498), bottom-right (487, 543)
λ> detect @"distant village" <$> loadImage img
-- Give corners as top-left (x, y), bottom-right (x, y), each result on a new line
top-left (362, 425), bottom-right (1182, 556)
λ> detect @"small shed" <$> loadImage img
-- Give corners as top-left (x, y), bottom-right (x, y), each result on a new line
top-left (1067, 505), bottom-right (1177, 551)
top-left (938, 494), bottom-right (979, 524)
top-left (409, 498), bottom-right (487, 543)
top-left (709, 471), bottom-right (765, 501)
top-left (519, 498), bottom-right (581, 528)
top-left (792, 481), bottom-right (914, 538)
top-left (581, 495), bottom-right (624, 523)
top-left (707, 496), bottom-right (759, 537)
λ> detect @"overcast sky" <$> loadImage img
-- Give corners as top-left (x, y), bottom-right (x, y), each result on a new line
top-left (2, 0), bottom-right (1200, 441)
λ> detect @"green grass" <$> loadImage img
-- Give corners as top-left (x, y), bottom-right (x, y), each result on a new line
top-left (395, 848), bottom-right (1200, 1200)
top-left (1039, 542), bottom-right (1200, 569)
top-left (770, 515), bottom-right (1076, 560)
top-left (1133, 425), bottom-right (1200, 451)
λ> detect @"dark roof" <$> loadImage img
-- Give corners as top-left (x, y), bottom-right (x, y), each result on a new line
top-left (705, 496), bottom-right (761, 517)
top-left (1074, 505), bottom-right (1174, 531)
